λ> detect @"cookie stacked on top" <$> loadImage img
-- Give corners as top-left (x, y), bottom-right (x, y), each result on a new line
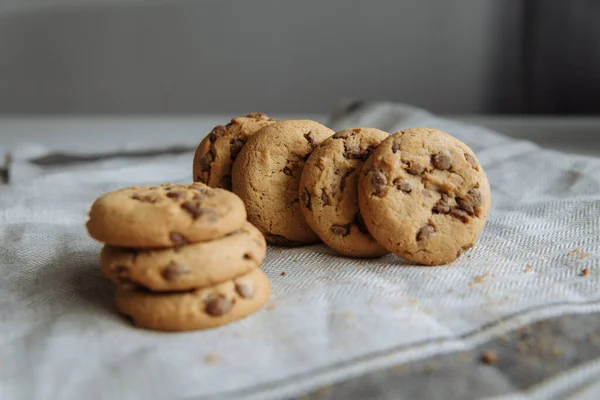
top-left (86, 183), bottom-right (270, 331)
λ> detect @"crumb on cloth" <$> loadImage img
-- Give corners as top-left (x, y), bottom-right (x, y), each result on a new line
top-left (480, 351), bottom-right (498, 365)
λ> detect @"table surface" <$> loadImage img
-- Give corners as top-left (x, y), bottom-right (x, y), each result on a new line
top-left (0, 114), bottom-right (599, 155)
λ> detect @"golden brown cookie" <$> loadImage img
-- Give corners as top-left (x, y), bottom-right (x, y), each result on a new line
top-left (101, 221), bottom-right (266, 292)
top-left (86, 183), bottom-right (246, 248)
top-left (299, 128), bottom-right (389, 257)
top-left (232, 120), bottom-right (334, 246)
top-left (193, 113), bottom-right (275, 190)
top-left (115, 268), bottom-right (271, 332)
top-left (358, 127), bottom-right (491, 265)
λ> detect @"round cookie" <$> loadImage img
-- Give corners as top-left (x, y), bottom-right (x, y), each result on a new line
top-left (232, 120), bottom-right (334, 246)
top-left (299, 128), bottom-right (389, 257)
top-left (193, 113), bottom-right (275, 190)
top-left (115, 268), bottom-right (271, 332)
top-left (101, 221), bottom-right (266, 292)
top-left (358, 127), bottom-right (491, 265)
top-left (86, 183), bottom-right (247, 248)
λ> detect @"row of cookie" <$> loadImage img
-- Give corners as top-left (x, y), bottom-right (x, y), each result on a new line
top-left (86, 183), bottom-right (271, 331)
top-left (194, 115), bottom-right (491, 266)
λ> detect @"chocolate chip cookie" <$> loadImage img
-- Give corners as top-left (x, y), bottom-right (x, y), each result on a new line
top-left (115, 268), bottom-right (271, 331)
top-left (101, 221), bottom-right (266, 291)
top-left (299, 128), bottom-right (389, 257)
top-left (358, 127), bottom-right (491, 265)
top-left (86, 183), bottom-right (246, 248)
top-left (193, 113), bottom-right (275, 190)
top-left (232, 120), bottom-right (334, 245)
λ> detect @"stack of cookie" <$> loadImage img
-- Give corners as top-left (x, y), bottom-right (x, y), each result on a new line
top-left (195, 115), bottom-right (491, 267)
top-left (86, 183), bottom-right (271, 331)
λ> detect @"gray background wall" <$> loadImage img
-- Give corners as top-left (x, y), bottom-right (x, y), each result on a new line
top-left (0, 0), bottom-right (596, 114)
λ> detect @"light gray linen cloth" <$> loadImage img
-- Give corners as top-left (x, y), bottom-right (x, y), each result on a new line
top-left (1, 103), bottom-right (599, 400)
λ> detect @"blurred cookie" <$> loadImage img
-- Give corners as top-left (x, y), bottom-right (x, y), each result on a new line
top-left (299, 128), bottom-right (389, 257)
top-left (101, 221), bottom-right (266, 291)
top-left (232, 120), bottom-right (334, 245)
top-left (115, 268), bottom-right (271, 332)
top-left (358, 127), bottom-right (491, 265)
top-left (193, 113), bottom-right (275, 190)
top-left (86, 183), bottom-right (246, 248)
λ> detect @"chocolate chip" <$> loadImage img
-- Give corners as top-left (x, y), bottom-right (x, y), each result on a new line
top-left (283, 166), bottom-right (293, 176)
top-left (344, 145), bottom-right (362, 159)
top-left (333, 130), bottom-right (354, 139)
top-left (161, 261), bottom-right (190, 281)
top-left (465, 153), bottom-right (479, 169)
top-left (331, 224), bottom-right (351, 236)
top-left (344, 144), bottom-right (376, 161)
top-left (243, 253), bottom-right (253, 260)
top-left (235, 283), bottom-right (255, 299)
top-left (200, 151), bottom-right (214, 171)
top-left (321, 189), bottom-right (332, 206)
top-left (340, 168), bottom-right (355, 193)
top-left (392, 143), bottom-right (401, 153)
top-left (394, 178), bottom-right (412, 193)
top-left (230, 138), bottom-right (246, 160)
top-left (406, 162), bottom-right (426, 175)
top-left (205, 295), bottom-right (233, 316)
top-left (433, 194), bottom-right (451, 214)
top-left (181, 201), bottom-right (202, 219)
top-left (301, 187), bottom-right (312, 211)
top-left (360, 145), bottom-right (378, 161)
top-left (209, 125), bottom-right (227, 142)
top-left (456, 198), bottom-right (476, 215)
top-left (432, 150), bottom-right (453, 170)
top-left (371, 170), bottom-right (388, 196)
top-left (450, 208), bottom-right (470, 222)
top-left (169, 232), bottom-right (189, 247)
top-left (468, 188), bottom-right (482, 207)
top-left (354, 213), bottom-right (370, 235)
top-left (166, 191), bottom-right (185, 200)
top-left (304, 131), bottom-right (318, 148)
top-left (416, 225), bottom-right (435, 241)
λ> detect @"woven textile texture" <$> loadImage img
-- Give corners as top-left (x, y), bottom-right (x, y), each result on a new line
top-left (0, 103), bottom-right (599, 400)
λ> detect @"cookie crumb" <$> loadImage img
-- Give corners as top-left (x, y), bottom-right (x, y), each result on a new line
top-left (343, 312), bottom-right (353, 319)
top-left (524, 265), bottom-right (533, 273)
top-left (469, 272), bottom-right (490, 286)
top-left (205, 353), bottom-right (220, 364)
top-left (279, 248), bottom-right (283, 253)
top-left (581, 268), bottom-right (590, 276)
top-left (280, 271), bottom-right (286, 276)
top-left (480, 351), bottom-right (498, 365)
top-left (568, 248), bottom-right (589, 259)
top-left (266, 304), bottom-right (276, 311)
